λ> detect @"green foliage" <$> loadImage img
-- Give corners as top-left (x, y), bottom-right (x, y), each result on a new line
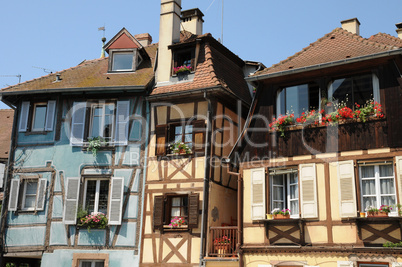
top-left (76, 206), bottom-right (88, 222)
top-left (78, 212), bottom-right (108, 232)
top-left (87, 136), bottom-right (106, 156)
top-left (383, 241), bottom-right (402, 247)
top-left (169, 141), bottom-right (192, 154)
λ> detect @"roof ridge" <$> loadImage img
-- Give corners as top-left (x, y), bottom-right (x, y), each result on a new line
top-left (369, 32), bottom-right (402, 47)
top-left (1, 57), bottom-right (108, 91)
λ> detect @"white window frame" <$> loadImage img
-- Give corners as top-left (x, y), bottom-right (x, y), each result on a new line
top-left (31, 102), bottom-right (48, 132)
top-left (83, 178), bottom-right (110, 215)
top-left (19, 100), bottom-right (56, 133)
top-left (21, 179), bottom-right (38, 211)
top-left (109, 49), bottom-right (141, 72)
top-left (88, 103), bottom-right (115, 142)
top-left (359, 162), bottom-right (397, 215)
top-left (79, 260), bottom-right (105, 267)
top-left (270, 170), bottom-right (299, 218)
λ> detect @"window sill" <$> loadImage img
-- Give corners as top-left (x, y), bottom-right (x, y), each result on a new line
top-left (163, 225), bottom-right (189, 232)
top-left (24, 131), bottom-right (51, 136)
top-left (81, 144), bottom-right (115, 152)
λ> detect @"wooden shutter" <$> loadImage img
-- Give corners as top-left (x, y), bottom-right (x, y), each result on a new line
top-left (70, 102), bottom-right (86, 146)
top-left (108, 177), bottom-right (124, 225)
top-left (114, 100), bottom-right (130, 145)
top-left (63, 177), bottom-right (80, 225)
top-left (35, 178), bottom-right (47, 211)
top-left (337, 160), bottom-right (357, 218)
top-left (251, 168), bottom-right (266, 220)
top-left (8, 179), bottom-right (20, 211)
top-left (188, 193), bottom-right (199, 228)
top-left (396, 156), bottom-right (402, 203)
top-left (19, 101), bottom-right (30, 132)
top-left (299, 163), bottom-right (318, 218)
top-left (45, 100), bottom-right (56, 131)
top-left (192, 120), bottom-right (206, 153)
top-left (153, 195), bottom-right (164, 230)
top-left (155, 125), bottom-right (168, 156)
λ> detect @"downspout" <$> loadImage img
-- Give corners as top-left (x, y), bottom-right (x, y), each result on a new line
top-left (199, 91), bottom-right (212, 267)
top-left (0, 103), bottom-right (18, 267)
top-left (138, 99), bottom-right (150, 263)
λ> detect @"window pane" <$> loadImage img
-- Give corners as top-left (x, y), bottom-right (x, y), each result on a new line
top-left (277, 89), bottom-right (286, 116)
top-left (381, 196), bottom-right (396, 206)
top-left (289, 173), bottom-right (298, 184)
top-left (81, 262), bottom-right (92, 267)
top-left (379, 165), bottom-right (393, 177)
top-left (272, 175), bottom-right (284, 185)
top-left (91, 112), bottom-right (101, 137)
top-left (95, 262), bottom-right (104, 267)
top-left (172, 197), bottom-right (181, 207)
top-left (285, 85), bottom-right (308, 117)
top-left (380, 178), bottom-right (395, 194)
top-left (33, 105), bottom-right (47, 130)
top-left (361, 166), bottom-right (375, 178)
top-left (171, 207), bottom-right (180, 217)
top-left (290, 184), bottom-right (298, 199)
top-left (272, 186), bottom-right (283, 201)
top-left (98, 180), bottom-right (109, 214)
top-left (332, 78), bottom-right (352, 108)
top-left (353, 74), bottom-right (373, 106)
top-left (175, 126), bottom-right (182, 135)
top-left (112, 53), bottom-right (133, 71)
top-left (272, 201), bottom-right (284, 210)
top-left (362, 197), bottom-right (376, 209)
top-left (24, 195), bottom-right (36, 208)
top-left (290, 200), bottom-right (299, 215)
top-left (26, 181), bottom-right (38, 195)
top-left (85, 180), bottom-right (97, 213)
top-left (185, 125), bottom-right (193, 134)
top-left (184, 134), bottom-right (192, 143)
top-left (362, 180), bottom-right (376, 195)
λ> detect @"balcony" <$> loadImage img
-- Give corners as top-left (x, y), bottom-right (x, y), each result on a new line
top-left (208, 226), bottom-right (238, 258)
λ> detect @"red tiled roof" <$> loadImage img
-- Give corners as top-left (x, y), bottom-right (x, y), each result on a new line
top-left (254, 28), bottom-right (401, 77)
top-left (1, 44), bottom-right (157, 94)
top-left (151, 34), bottom-right (251, 104)
top-left (368, 32), bottom-right (402, 48)
top-left (0, 109), bottom-right (14, 160)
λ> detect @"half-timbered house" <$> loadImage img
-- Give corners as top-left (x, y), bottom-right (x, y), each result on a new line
top-left (228, 18), bottom-right (402, 267)
top-left (140, 1), bottom-right (252, 266)
top-left (0, 28), bottom-right (156, 267)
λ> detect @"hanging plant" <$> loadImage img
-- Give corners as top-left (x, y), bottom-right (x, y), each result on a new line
top-left (87, 137), bottom-right (106, 156)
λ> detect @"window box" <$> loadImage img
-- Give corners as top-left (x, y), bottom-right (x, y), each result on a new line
top-left (366, 211), bottom-right (389, 217)
top-left (273, 213), bottom-right (290, 219)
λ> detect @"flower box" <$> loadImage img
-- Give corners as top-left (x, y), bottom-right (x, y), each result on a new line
top-left (367, 211), bottom-right (389, 217)
top-left (274, 214), bottom-right (290, 219)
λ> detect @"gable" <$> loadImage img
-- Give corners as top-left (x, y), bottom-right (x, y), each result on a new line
top-left (108, 33), bottom-right (140, 50)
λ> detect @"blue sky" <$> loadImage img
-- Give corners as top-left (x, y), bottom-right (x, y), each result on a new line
top-left (1, 0), bottom-right (401, 109)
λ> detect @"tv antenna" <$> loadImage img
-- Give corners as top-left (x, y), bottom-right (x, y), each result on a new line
top-left (0, 74), bottom-right (22, 84)
top-left (32, 66), bottom-right (55, 74)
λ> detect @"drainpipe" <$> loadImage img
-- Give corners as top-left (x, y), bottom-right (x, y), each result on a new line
top-left (0, 103), bottom-right (18, 267)
top-left (199, 91), bottom-right (212, 267)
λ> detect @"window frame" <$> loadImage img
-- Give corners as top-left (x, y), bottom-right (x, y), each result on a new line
top-left (31, 102), bottom-right (48, 132)
top-left (108, 49), bottom-right (142, 73)
top-left (72, 253), bottom-right (108, 267)
top-left (19, 100), bottom-right (57, 133)
top-left (172, 48), bottom-right (196, 76)
top-left (358, 162), bottom-right (397, 214)
top-left (165, 194), bottom-right (189, 227)
top-left (88, 102), bottom-right (116, 142)
top-left (21, 178), bottom-right (39, 211)
top-left (82, 177), bottom-right (110, 215)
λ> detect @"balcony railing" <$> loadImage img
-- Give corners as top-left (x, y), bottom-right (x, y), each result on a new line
top-left (209, 226), bottom-right (238, 257)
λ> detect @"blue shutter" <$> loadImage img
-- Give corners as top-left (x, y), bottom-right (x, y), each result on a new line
top-left (114, 100), bottom-right (130, 145)
top-left (19, 101), bottom-right (30, 132)
top-left (108, 177), bottom-right (124, 225)
top-left (45, 100), bottom-right (56, 131)
top-left (70, 102), bottom-right (86, 146)
top-left (63, 177), bottom-right (80, 224)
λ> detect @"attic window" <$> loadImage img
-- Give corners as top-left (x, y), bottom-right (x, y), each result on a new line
top-left (173, 48), bottom-right (195, 75)
top-left (109, 49), bottom-right (142, 72)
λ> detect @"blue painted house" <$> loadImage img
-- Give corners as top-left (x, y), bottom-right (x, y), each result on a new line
top-left (0, 28), bottom-right (156, 267)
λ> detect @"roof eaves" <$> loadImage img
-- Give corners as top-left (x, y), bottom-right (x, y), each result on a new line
top-left (247, 48), bottom-right (402, 82)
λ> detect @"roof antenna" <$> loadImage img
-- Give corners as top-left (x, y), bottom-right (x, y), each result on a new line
top-left (32, 66), bottom-right (54, 74)
top-left (98, 25), bottom-right (106, 58)
top-left (221, 0), bottom-right (224, 44)
top-left (0, 74), bottom-right (21, 84)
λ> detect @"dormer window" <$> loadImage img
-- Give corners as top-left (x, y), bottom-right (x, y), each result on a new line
top-left (173, 48), bottom-right (195, 75)
top-left (109, 49), bottom-right (142, 72)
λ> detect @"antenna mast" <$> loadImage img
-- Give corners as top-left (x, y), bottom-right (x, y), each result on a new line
top-left (221, 0), bottom-right (224, 44)
top-left (0, 74), bottom-right (21, 84)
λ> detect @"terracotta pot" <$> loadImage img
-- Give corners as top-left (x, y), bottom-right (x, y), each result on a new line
top-left (367, 211), bottom-right (389, 217)
top-left (274, 213), bottom-right (290, 219)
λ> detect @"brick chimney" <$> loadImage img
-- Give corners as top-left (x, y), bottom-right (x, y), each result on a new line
top-left (156, 0), bottom-right (182, 84)
top-left (341, 18), bottom-right (360, 35)
top-left (135, 33), bottom-right (153, 47)
top-left (181, 8), bottom-right (204, 36)
top-left (396, 22), bottom-right (402, 39)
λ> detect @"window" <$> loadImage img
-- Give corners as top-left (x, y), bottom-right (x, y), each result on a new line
top-left (276, 82), bottom-right (319, 118)
top-left (359, 162), bottom-right (396, 212)
top-left (83, 179), bottom-right (109, 214)
top-left (328, 73), bottom-right (379, 109)
top-left (70, 100), bottom-right (130, 146)
top-left (153, 193), bottom-right (199, 231)
top-left (270, 169), bottom-right (299, 218)
top-left (80, 260), bottom-right (104, 267)
top-left (89, 103), bottom-right (115, 141)
top-left (19, 100), bottom-right (56, 133)
top-left (155, 120), bottom-right (205, 156)
top-left (8, 177), bottom-right (47, 212)
top-left (108, 49), bottom-right (142, 72)
top-left (173, 49), bottom-right (195, 75)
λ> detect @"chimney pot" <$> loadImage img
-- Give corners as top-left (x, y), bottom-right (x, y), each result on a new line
top-left (135, 33), bottom-right (153, 47)
top-left (341, 18), bottom-right (360, 35)
top-left (181, 8), bottom-right (204, 36)
top-left (396, 22), bottom-right (402, 39)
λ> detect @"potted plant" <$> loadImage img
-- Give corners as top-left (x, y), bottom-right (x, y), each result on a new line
top-left (87, 136), bottom-right (106, 156)
top-left (169, 141), bottom-right (192, 155)
top-left (169, 216), bottom-right (186, 228)
top-left (272, 208), bottom-right (291, 219)
top-left (269, 114), bottom-right (294, 137)
top-left (78, 212), bottom-right (108, 232)
top-left (213, 235), bottom-right (231, 256)
top-left (173, 65), bottom-right (192, 75)
top-left (366, 205), bottom-right (391, 217)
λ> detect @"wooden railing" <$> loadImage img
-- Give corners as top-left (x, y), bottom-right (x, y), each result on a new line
top-left (209, 226), bottom-right (238, 257)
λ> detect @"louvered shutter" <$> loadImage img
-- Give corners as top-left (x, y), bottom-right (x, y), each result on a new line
top-left (251, 168), bottom-right (266, 220)
top-left (35, 178), bottom-right (47, 211)
top-left (63, 177), bottom-right (80, 224)
top-left (396, 156), bottom-right (402, 203)
top-left (155, 125), bottom-right (168, 156)
top-left (108, 177), bottom-right (124, 225)
top-left (114, 100), bottom-right (130, 145)
top-left (192, 120), bottom-right (206, 153)
top-left (153, 195), bottom-right (164, 230)
top-left (188, 193), bottom-right (199, 228)
top-left (70, 102), bottom-right (86, 146)
top-left (8, 179), bottom-right (20, 211)
top-left (19, 101), bottom-right (30, 132)
top-left (337, 160), bottom-right (357, 218)
top-left (300, 163), bottom-right (318, 218)
top-left (45, 100), bottom-right (56, 131)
